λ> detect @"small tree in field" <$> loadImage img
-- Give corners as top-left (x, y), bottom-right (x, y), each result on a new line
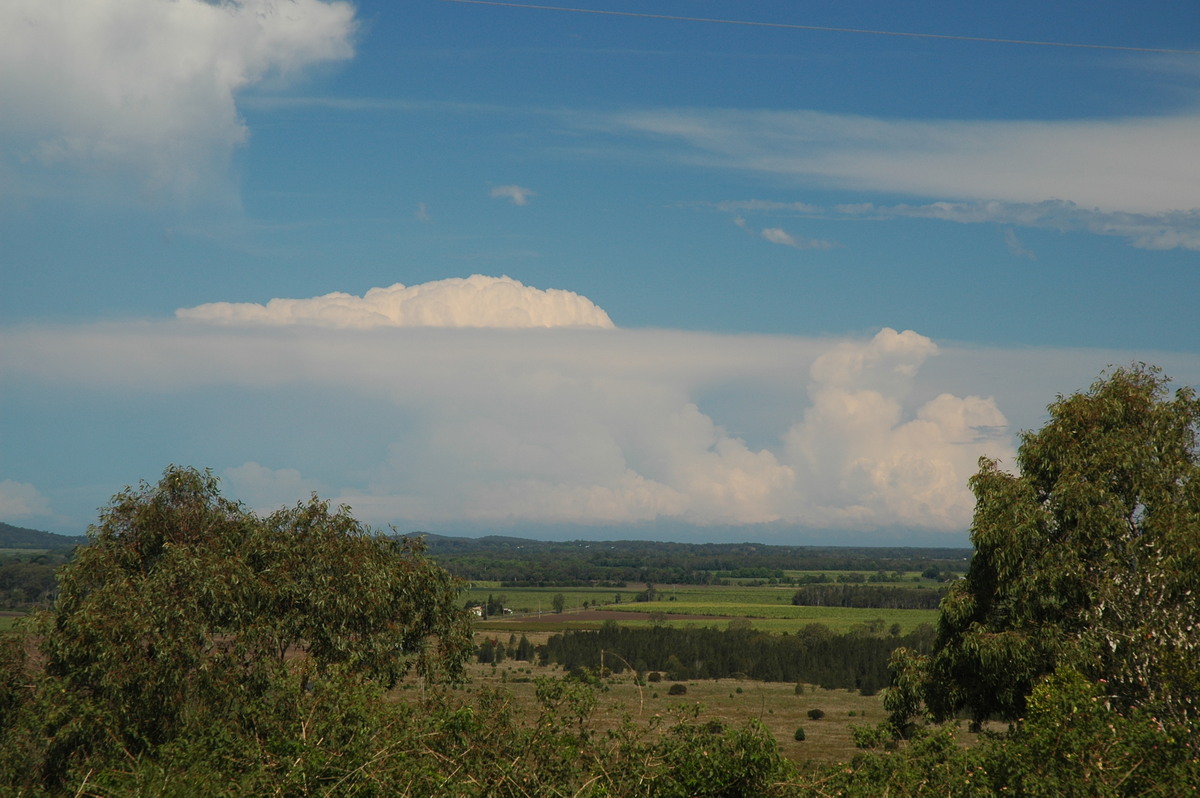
top-left (552, 592), bottom-right (566, 614)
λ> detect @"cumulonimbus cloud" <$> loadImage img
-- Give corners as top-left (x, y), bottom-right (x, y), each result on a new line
top-left (176, 275), bottom-right (616, 329)
top-left (5, 291), bottom-right (1021, 535)
top-left (0, 0), bottom-right (357, 199)
top-left (177, 272), bottom-right (619, 326)
top-left (781, 329), bottom-right (1010, 529)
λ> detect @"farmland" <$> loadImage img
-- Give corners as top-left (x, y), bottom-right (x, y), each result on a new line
top-left (453, 570), bottom-right (946, 766)
top-left (466, 582), bottom-right (940, 634)
top-left (444, 655), bottom-right (899, 766)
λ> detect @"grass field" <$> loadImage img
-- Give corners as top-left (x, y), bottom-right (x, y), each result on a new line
top-left (0, 613), bottom-right (27, 634)
top-left (467, 583), bottom-right (939, 634)
top-left (431, 641), bottom-right (985, 768)
top-left (458, 581), bottom-right (948, 765)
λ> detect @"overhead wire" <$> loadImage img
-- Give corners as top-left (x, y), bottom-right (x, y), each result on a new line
top-left (438, 0), bottom-right (1200, 56)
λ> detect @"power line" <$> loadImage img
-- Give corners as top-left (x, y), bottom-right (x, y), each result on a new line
top-left (439, 0), bottom-right (1200, 56)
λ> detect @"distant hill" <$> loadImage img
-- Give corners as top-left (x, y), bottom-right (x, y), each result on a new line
top-left (418, 532), bottom-right (972, 585)
top-left (419, 533), bottom-right (971, 562)
top-left (0, 522), bottom-right (86, 549)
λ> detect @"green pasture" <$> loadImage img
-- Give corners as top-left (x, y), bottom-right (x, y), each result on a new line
top-left (464, 585), bottom-right (648, 613)
top-left (465, 584), bottom-right (801, 612)
top-left (0, 614), bottom-right (28, 634)
top-left (467, 582), bottom-right (938, 635)
top-left (477, 611), bottom-right (935, 635)
top-left (609, 601), bottom-right (936, 630)
top-left (781, 570), bottom-right (960, 588)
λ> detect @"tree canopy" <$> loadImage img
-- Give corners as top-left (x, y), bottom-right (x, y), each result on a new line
top-left (2, 466), bottom-right (472, 791)
top-left (890, 365), bottom-right (1200, 726)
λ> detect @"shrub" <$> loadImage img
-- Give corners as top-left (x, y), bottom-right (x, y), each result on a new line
top-left (793, 727), bottom-right (806, 742)
top-left (807, 708), bottom-right (825, 720)
top-left (668, 684), bottom-right (688, 696)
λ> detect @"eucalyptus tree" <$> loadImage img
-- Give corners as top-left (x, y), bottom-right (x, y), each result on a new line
top-left (6, 466), bottom-right (472, 791)
top-left (888, 365), bottom-right (1200, 727)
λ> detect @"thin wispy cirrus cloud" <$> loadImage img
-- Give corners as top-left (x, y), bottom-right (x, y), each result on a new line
top-left (4, 275), bottom-right (1023, 542)
top-left (606, 109), bottom-right (1200, 250)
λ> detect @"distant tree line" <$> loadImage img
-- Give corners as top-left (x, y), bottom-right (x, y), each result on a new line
top-left (0, 552), bottom-right (70, 609)
top-left (423, 537), bottom-right (970, 587)
top-left (542, 621), bottom-right (936, 696)
top-left (791, 584), bottom-right (944, 610)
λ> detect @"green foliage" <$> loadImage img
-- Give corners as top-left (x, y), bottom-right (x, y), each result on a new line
top-left (793, 726), bottom-right (805, 741)
top-left (807, 708), bottom-right (825, 721)
top-left (925, 365), bottom-right (1200, 724)
top-left (0, 466), bottom-right (472, 794)
top-left (829, 669), bottom-right (1200, 796)
top-left (0, 550), bottom-right (71, 609)
top-left (985, 668), bottom-right (1200, 796)
top-left (668, 683), bottom-right (688, 696)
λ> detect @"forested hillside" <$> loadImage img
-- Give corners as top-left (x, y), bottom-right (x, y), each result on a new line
top-left (0, 525), bottom-right (82, 609)
top-left (0, 523), bottom-right (85, 549)
top-left (425, 534), bottom-right (970, 585)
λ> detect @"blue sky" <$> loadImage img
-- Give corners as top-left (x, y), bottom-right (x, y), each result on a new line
top-left (2, 0), bottom-right (1198, 545)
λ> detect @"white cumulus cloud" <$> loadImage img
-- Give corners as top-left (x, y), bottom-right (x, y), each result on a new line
top-left (780, 329), bottom-right (1011, 530)
top-left (760, 227), bottom-right (835, 250)
top-left (490, 185), bottom-right (536, 205)
top-left (176, 275), bottom-right (616, 329)
top-left (0, 0), bottom-right (357, 200)
top-left (0, 480), bottom-right (52, 520)
top-left (222, 462), bottom-right (324, 514)
top-left (733, 216), bottom-right (836, 251)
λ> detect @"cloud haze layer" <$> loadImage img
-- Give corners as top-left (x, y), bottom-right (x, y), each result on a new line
top-left (3, 277), bottom-right (1019, 538)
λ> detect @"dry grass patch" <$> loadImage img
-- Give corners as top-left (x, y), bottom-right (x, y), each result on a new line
top-left (440, 642), bottom-right (888, 767)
